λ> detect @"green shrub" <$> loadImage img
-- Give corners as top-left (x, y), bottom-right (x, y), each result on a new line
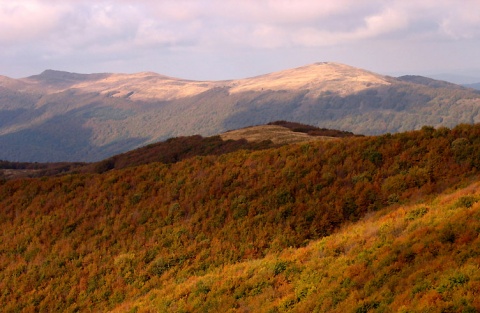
top-left (454, 196), bottom-right (478, 209)
top-left (405, 207), bottom-right (429, 221)
top-left (273, 260), bottom-right (288, 276)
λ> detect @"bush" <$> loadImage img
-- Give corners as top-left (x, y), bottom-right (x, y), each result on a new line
top-left (405, 207), bottom-right (429, 221)
top-left (454, 196), bottom-right (478, 209)
top-left (273, 260), bottom-right (288, 276)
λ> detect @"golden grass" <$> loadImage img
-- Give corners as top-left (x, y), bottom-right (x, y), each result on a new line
top-left (229, 62), bottom-right (390, 97)
top-left (19, 62), bottom-right (390, 102)
top-left (220, 125), bottom-right (335, 144)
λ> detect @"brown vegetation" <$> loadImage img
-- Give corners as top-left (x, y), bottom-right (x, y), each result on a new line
top-left (268, 120), bottom-right (360, 137)
top-left (0, 160), bottom-right (85, 180)
top-left (2, 124), bottom-right (480, 311)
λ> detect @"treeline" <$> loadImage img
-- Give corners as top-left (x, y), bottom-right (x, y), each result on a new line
top-left (0, 160), bottom-right (69, 170)
top-left (2, 124), bottom-right (480, 311)
top-left (268, 120), bottom-right (361, 137)
top-left (0, 160), bottom-right (85, 179)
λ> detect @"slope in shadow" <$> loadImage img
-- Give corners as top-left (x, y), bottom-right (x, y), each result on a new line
top-left (0, 109), bottom-right (146, 163)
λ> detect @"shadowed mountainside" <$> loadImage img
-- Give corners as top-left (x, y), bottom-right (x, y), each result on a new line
top-left (1, 62), bottom-right (480, 162)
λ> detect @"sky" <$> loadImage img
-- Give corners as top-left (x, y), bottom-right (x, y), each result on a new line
top-left (1, 0), bottom-right (480, 83)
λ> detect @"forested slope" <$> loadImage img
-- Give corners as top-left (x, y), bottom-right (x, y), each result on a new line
top-left (2, 124), bottom-right (480, 311)
top-left (121, 181), bottom-right (480, 312)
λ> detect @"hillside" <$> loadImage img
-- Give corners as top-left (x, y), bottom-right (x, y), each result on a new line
top-left (120, 181), bottom-right (480, 313)
top-left (1, 62), bottom-right (480, 162)
top-left (0, 121), bottom-right (356, 179)
top-left (2, 124), bottom-right (480, 311)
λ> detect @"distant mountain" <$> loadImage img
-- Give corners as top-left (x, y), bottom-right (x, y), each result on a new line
top-left (397, 75), bottom-right (465, 88)
top-left (464, 82), bottom-right (480, 90)
top-left (2, 62), bottom-right (480, 162)
top-left (426, 73), bottom-right (480, 85)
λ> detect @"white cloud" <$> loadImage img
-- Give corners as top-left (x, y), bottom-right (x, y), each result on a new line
top-left (0, 1), bottom-right (65, 43)
top-left (3, 0), bottom-right (480, 49)
top-left (289, 8), bottom-right (409, 47)
top-left (1, 0), bottom-right (480, 78)
top-left (438, 3), bottom-right (480, 39)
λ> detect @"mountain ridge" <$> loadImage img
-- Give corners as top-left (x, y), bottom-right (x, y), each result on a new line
top-left (2, 62), bottom-right (480, 162)
top-left (0, 121), bottom-right (358, 179)
top-left (17, 62), bottom-right (387, 101)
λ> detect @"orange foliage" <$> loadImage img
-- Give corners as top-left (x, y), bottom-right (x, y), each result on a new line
top-left (2, 123), bottom-right (480, 311)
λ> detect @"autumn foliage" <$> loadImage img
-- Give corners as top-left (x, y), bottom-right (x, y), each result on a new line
top-left (2, 123), bottom-right (480, 311)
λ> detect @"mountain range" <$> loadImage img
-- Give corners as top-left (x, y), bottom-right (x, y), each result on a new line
top-left (1, 62), bottom-right (480, 162)
top-left (4, 60), bottom-right (480, 312)
top-left (464, 82), bottom-right (480, 90)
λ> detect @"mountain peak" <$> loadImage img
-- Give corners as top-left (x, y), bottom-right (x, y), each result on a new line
top-left (35, 69), bottom-right (88, 80)
top-left (40, 69), bottom-right (73, 76)
top-left (228, 61), bottom-right (390, 96)
top-left (27, 69), bottom-right (109, 85)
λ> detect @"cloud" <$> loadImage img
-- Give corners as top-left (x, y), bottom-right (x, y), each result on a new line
top-left (2, 0), bottom-right (480, 50)
top-left (438, 3), bottom-right (480, 39)
top-left (1, 0), bottom-right (480, 78)
top-left (0, 1), bottom-right (65, 43)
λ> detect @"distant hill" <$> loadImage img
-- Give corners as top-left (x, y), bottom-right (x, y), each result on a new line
top-left (2, 62), bottom-right (480, 162)
top-left (464, 82), bottom-right (480, 90)
top-left (397, 75), bottom-right (465, 88)
top-left (1, 121), bottom-right (357, 179)
top-left (3, 124), bottom-right (480, 311)
top-left (427, 72), bottom-right (480, 85)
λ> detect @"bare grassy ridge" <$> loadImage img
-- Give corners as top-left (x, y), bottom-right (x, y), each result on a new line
top-left (220, 121), bottom-right (359, 144)
top-left (268, 120), bottom-right (359, 137)
top-left (3, 124), bottom-right (480, 311)
top-left (220, 125), bottom-right (329, 144)
top-left (19, 62), bottom-right (390, 102)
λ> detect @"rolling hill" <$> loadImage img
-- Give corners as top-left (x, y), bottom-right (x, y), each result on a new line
top-left (0, 121), bottom-right (357, 179)
top-left (464, 82), bottom-right (480, 90)
top-left (2, 123), bottom-right (480, 311)
top-left (1, 62), bottom-right (480, 162)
